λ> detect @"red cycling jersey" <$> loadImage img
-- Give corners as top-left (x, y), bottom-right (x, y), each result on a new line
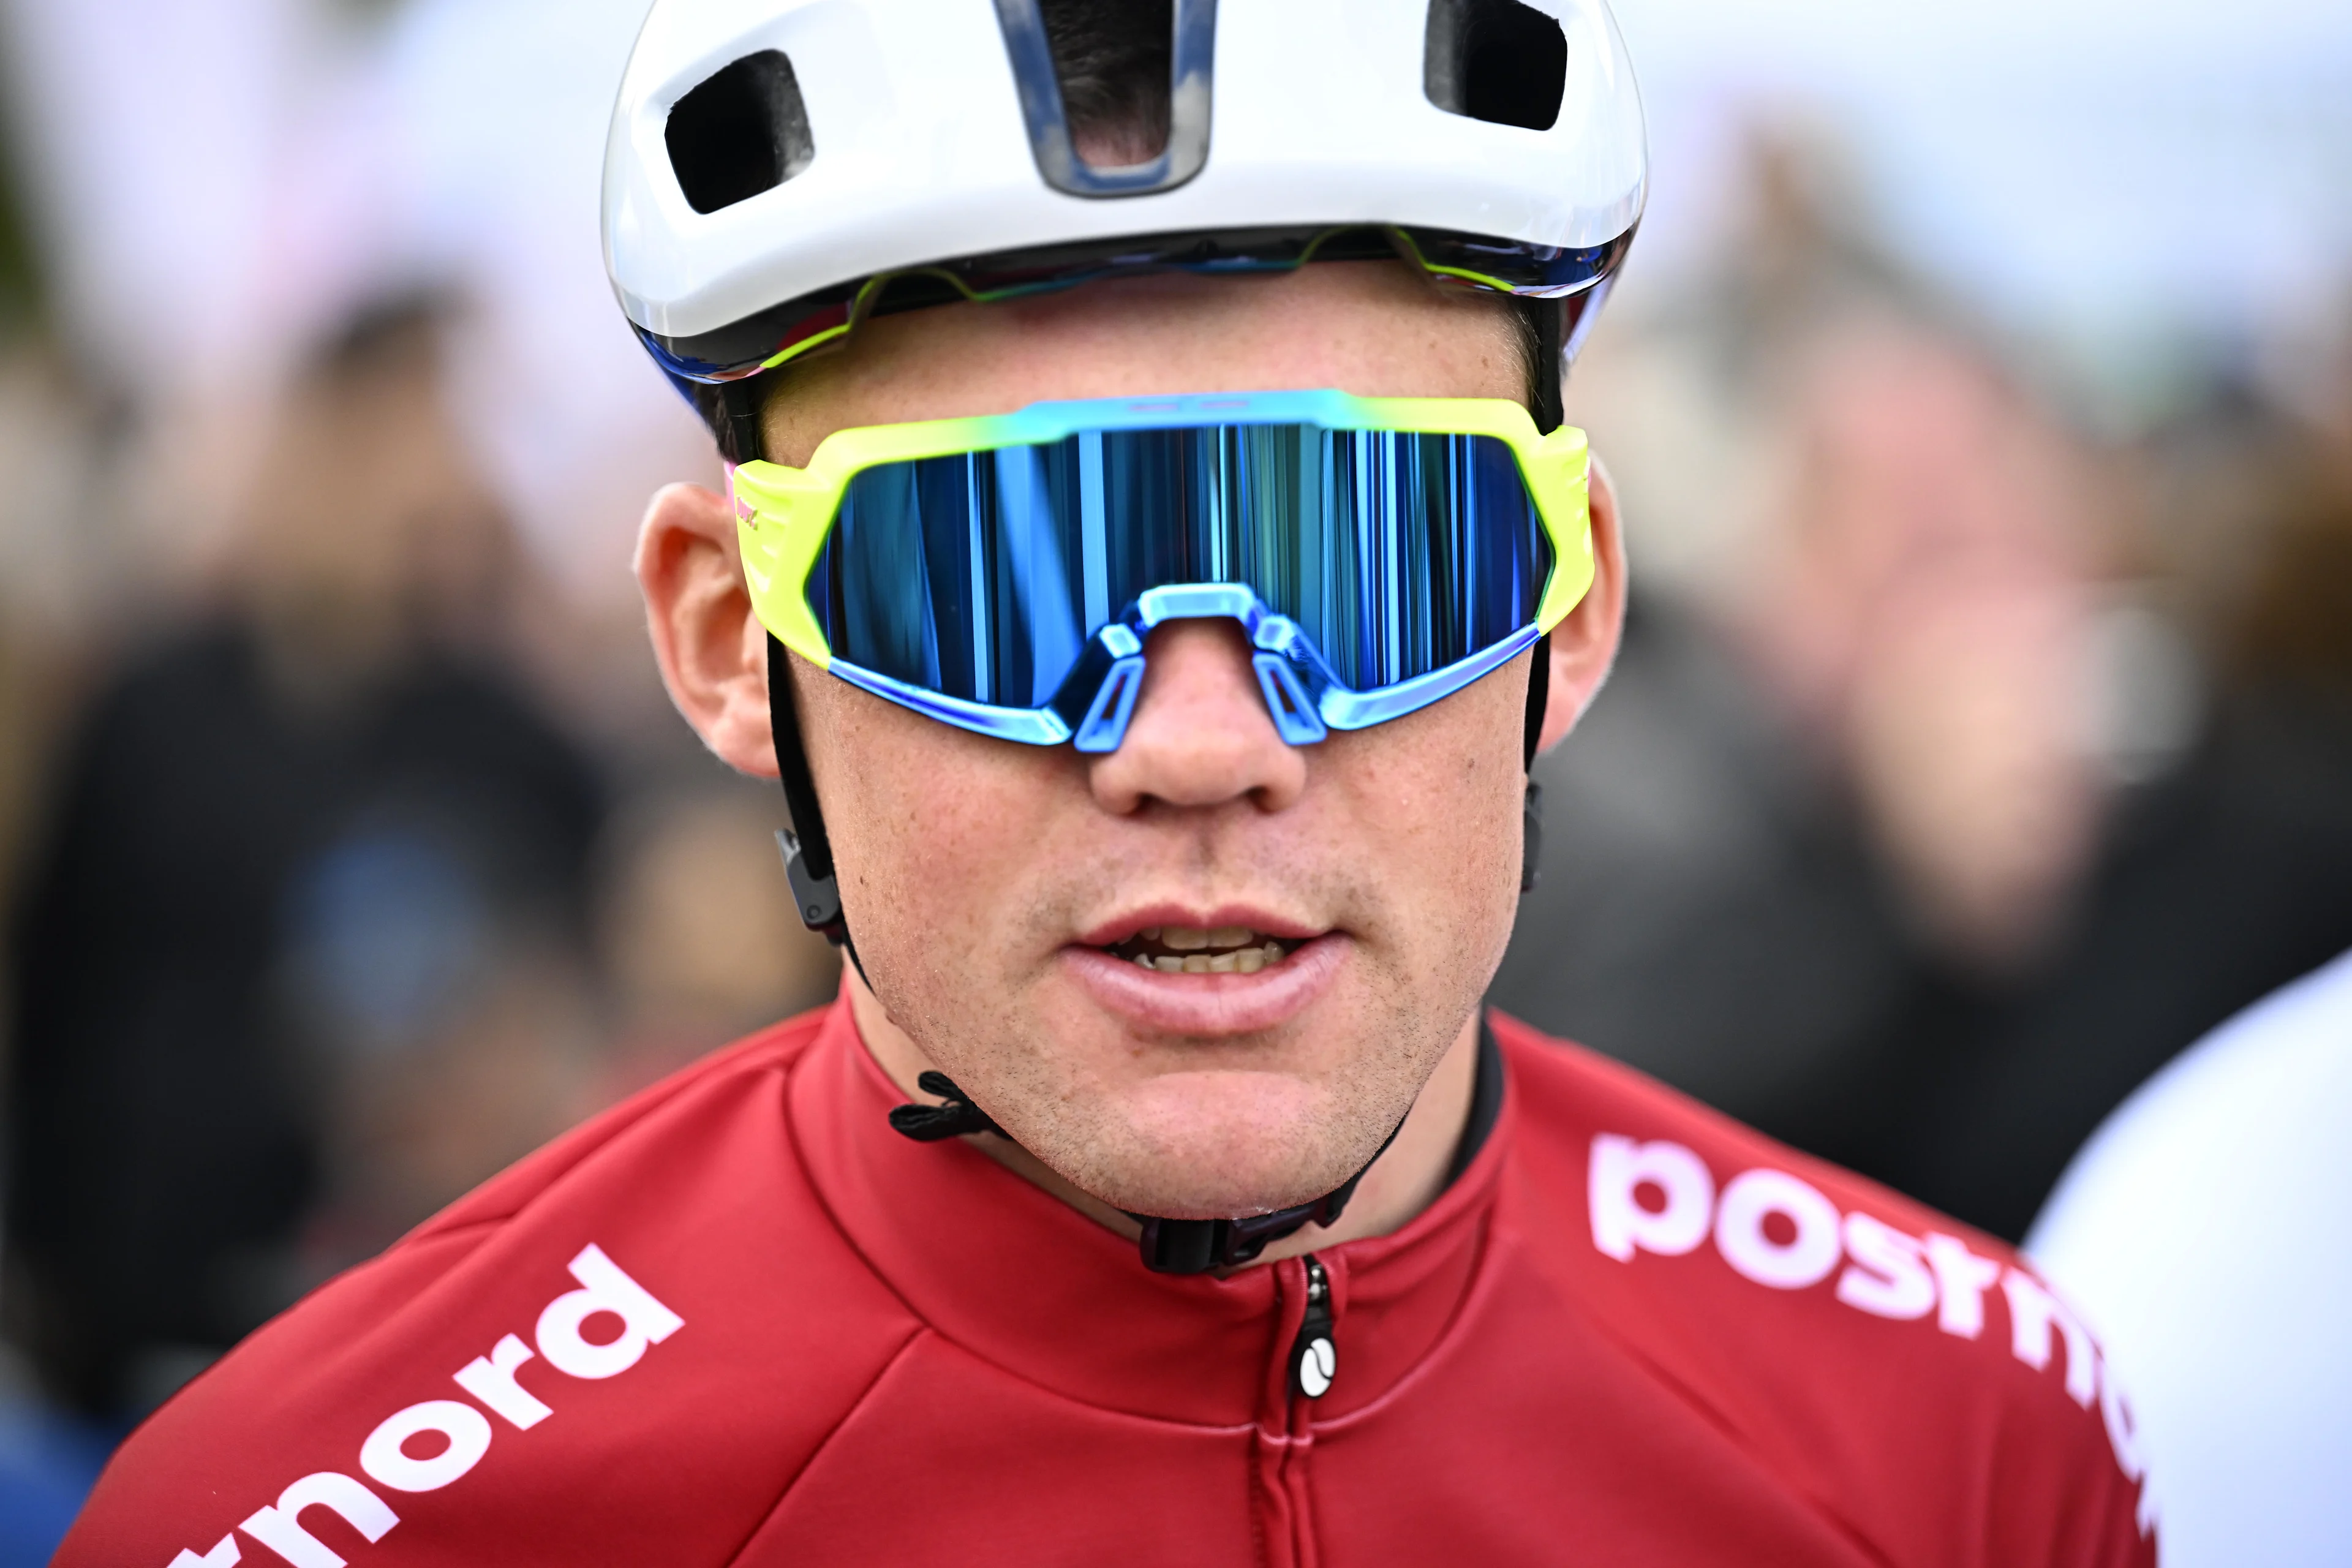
top-left (61, 997), bottom-right (2153, 1567)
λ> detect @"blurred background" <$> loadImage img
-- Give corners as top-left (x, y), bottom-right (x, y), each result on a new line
top-left (0, 0), bottom-right (2343, 1550)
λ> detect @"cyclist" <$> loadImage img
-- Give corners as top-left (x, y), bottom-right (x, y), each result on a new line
top-left (64, 3), bottom-right (2151, 1563)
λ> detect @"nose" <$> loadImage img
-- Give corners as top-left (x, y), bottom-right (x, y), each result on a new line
top-left (1088, 618), bottom-right (1309, 816)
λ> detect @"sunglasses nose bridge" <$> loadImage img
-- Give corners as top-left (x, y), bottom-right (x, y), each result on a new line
top-left (1065, 590), bottom-right (1330, 753)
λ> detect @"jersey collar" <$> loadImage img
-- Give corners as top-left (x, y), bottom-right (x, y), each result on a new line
top-left (785, 995), bottom-right (1513, 1427)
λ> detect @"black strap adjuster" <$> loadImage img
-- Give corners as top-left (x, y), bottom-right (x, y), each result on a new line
top-left (888, 1071), bottom-right (1011, 1142)
top-left (775, 828), bottom-right (848, 946)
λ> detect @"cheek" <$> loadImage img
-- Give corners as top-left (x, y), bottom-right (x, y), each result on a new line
top-left (1336, 678), bottom-right (1528, 971)
top-left (807, 684), bottom-right (1072, 974)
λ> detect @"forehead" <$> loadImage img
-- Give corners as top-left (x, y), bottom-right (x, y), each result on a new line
top-left (758, 261), bottom-right (1525, 467)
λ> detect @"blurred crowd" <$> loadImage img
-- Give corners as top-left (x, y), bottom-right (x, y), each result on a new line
top-left (1494, 131), bottom-right (2352, 1243)
top-left (0, 263), bottom-right (840, 1545)
top-left (5, 295), bottom-right (842, 1420)
top-left (0, 0), bottom-right (2342, 1556)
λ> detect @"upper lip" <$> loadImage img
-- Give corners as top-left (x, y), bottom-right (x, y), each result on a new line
top-left (1073, 903), bottom-right (1327, 948)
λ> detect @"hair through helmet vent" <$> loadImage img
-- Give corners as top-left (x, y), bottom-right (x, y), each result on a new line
top-left (1036, 0), bottom-right (1174, 166)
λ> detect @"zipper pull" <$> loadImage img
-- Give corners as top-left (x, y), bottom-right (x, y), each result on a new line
top-left (1288, 1254), bottom-right (1336, 1400)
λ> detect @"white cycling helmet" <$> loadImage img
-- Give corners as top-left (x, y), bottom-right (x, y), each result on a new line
top-left (602, 0), bottom-right (1646, 457)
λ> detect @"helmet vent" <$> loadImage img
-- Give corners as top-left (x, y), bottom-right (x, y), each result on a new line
top-left (993, 0), bottom-right (1216, 199)
top-left (1424, 0), bottom-right (1568, 132)
top-left (666, 51), bottom-right (815, 215)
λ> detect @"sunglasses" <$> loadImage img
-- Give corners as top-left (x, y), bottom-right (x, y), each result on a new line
top-left (731, 390), bottom-right (1591, 752)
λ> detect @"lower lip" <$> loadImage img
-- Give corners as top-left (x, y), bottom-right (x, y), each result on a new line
top-left (1060, 933), bottom-right (1348, 1035)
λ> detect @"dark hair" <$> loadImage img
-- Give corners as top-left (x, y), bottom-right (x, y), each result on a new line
top-left (1041, 0), bottom-right (1174, 165)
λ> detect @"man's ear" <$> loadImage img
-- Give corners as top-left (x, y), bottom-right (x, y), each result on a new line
top-left (1536, 455), bottom-right (1627, 754)
top-left (636, 481), bottom-right (780, 778)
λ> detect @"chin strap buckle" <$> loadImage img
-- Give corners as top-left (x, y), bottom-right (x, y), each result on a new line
top-left (1133, 1194), bottom-right (1349, 1276)
top-left (1131, 1114), bottom-right (1407, 1275)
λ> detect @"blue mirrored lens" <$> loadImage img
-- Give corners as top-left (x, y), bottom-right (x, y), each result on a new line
top-left (805, 425), bottom-right (1548, 707)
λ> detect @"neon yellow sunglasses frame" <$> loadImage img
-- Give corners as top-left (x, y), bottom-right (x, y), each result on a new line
top-left (728, 390), bottom-right (1591, 747)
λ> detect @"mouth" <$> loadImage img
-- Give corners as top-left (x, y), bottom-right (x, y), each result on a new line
top-left (1063, 910), bottom-right (1344, 1035)
top-left (1103, 924), bottom-right (1305, 976)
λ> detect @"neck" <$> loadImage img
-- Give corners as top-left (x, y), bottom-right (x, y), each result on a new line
top-left (845, 970), bottom-right (1481, 1269)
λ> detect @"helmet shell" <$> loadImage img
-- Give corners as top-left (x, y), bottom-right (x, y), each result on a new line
top-left (604, 0), bottom-right (1646, 353)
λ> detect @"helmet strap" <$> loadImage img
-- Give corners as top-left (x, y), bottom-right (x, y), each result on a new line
top-left (1525, 296), bottom-right (1568, 435)
top-left (1517, 293), bottom-right (1567, 895)
top-left (712, 376), bottom-right (767, 467)
top-left (767, 634), bottom-right (865, 984)
top-left (1522, 631), bottom-right (1550, 893)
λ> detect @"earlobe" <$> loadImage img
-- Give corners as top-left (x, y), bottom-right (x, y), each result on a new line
top-left (1536, 456), bottom-right (1628, 755)
top-left (636, 481), bottom-right (782, 778)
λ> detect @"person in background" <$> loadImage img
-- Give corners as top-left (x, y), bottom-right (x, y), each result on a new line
top-left (2026, 944), bottom-right (2352, 1567)
top-left (4, 297), bottom-right (605, 1422)
top-left (2024, 412), bottom-right (2352, 1567)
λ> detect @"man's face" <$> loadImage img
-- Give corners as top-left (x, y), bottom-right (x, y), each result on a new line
top-left (655, 262), bottom-right (1618, 1221)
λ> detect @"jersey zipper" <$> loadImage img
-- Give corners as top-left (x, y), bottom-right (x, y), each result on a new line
top-left (1287, 1254), bottom-right (1335, 1399)
top-left (1254, 1253), bottom-right (1332, 1568)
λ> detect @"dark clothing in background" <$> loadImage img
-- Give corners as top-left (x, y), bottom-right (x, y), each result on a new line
top-left (1806, 687), bottom-right (2352, 1237)
top-left (5, 622), bottom-right (601, 1417)
top-left (1493, 600), bottom-right (2352, 1241)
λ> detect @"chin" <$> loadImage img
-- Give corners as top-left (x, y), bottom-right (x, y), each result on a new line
top-left (1046, 1069), bottom-right (1366, 1219)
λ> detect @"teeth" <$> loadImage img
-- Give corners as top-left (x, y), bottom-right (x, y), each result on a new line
top-left (1121, 925), bottom-right (1295, 975)
top-left (1132, 940), bottom-right (1289, 976)
top-left (1153, 924), bottom-right (1269, 952)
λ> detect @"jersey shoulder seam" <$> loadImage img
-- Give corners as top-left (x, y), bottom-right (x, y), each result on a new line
top-left (719, 1323), bottom-right (931, 1564)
